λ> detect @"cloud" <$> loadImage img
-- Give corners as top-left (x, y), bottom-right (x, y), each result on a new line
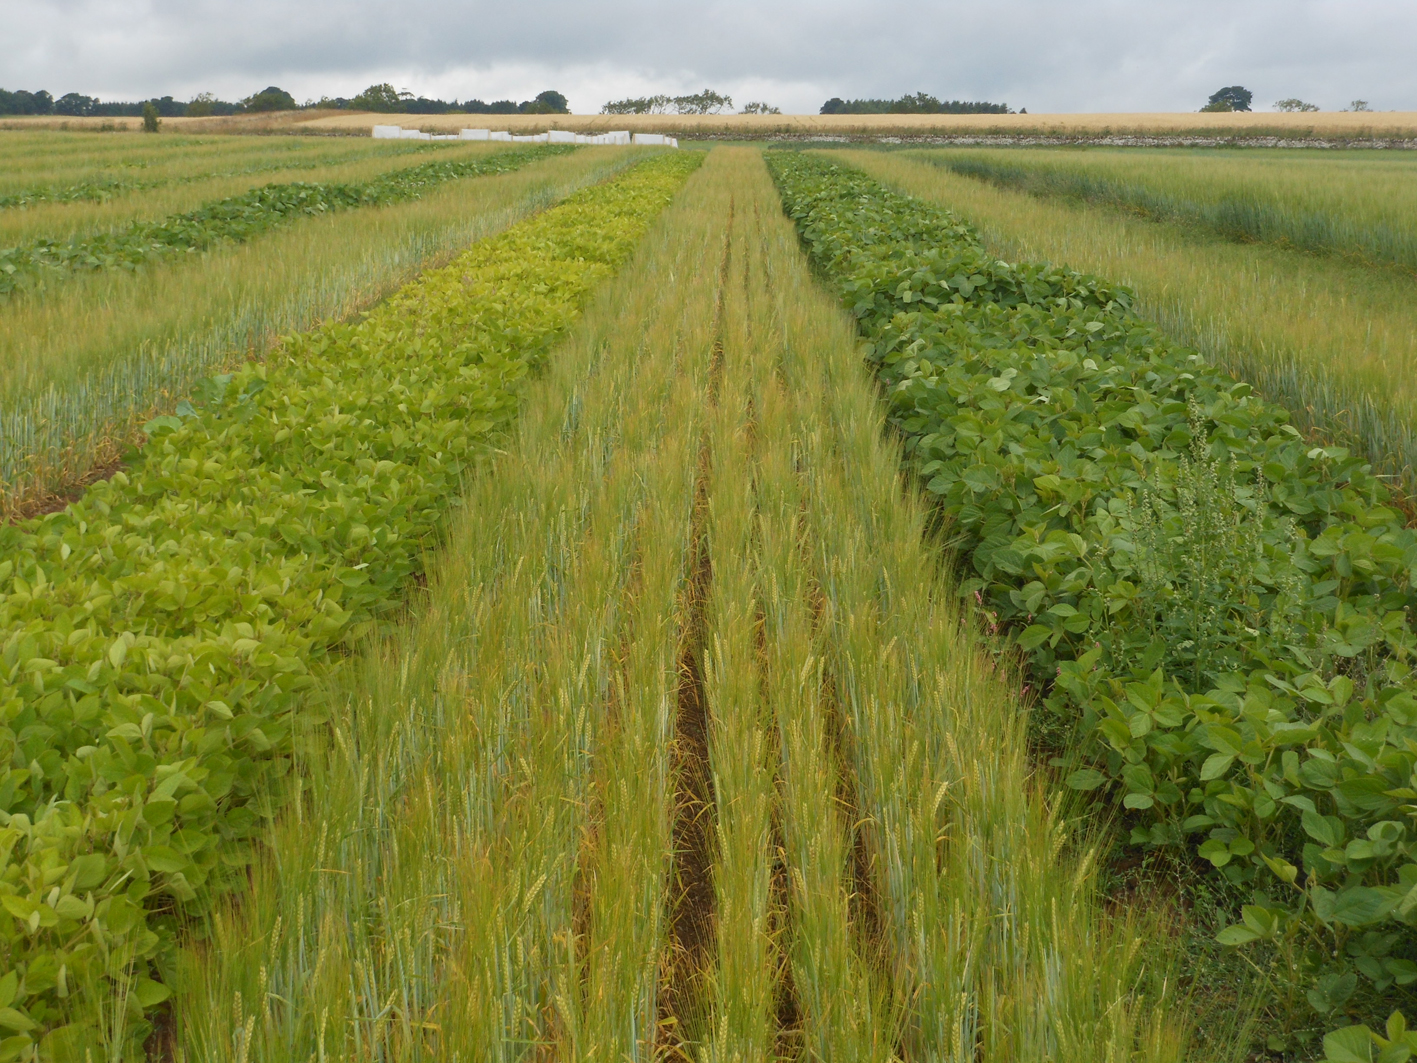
top-left (3, 0), bottom-right (1412, 113)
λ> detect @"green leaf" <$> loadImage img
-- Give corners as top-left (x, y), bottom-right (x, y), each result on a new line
top-left (1323, 1025), bottom-right (1374, 1063)
top-left (1065, 769), bottom-right (1107, 791)
top-left (1216, 924), bottom-right (1261, 946)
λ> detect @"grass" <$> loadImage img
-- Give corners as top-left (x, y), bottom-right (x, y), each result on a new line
top-left (908, 146), bottom-right (1417, 274)
top-left (166, 144), bottom-right (1251, 1059)
top-left (833, 148), bottom-right (1417, 496)
top-left (0, 146), bottom-right (636, 515)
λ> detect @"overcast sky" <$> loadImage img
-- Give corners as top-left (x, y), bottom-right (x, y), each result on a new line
top-left (4, 0), bottom-right (1412, 114)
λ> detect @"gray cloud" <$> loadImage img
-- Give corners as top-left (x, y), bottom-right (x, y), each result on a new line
top-left (4, 0), bottom-right (1412, 114)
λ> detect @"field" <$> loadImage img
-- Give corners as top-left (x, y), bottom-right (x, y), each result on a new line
top-left (5, 109), bottom-right (1417, 141)
top-left (1, 130), bottom-right (1415, 1063)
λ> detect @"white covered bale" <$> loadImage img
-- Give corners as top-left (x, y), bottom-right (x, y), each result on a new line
top-left (632, 133), bottom-right (666, 146)
top-left (459, 128), bottom-right (490, 140)
top-left (488, 130), bottom-right (512, 141)
top-left (399, 128), bottom-right (432, 140)
top-left (547, 130), bottom-right (576, 144)
top-left (431, 134), bottom-right (458, 140)
top-left (372, 125), bottom-right (402, 139)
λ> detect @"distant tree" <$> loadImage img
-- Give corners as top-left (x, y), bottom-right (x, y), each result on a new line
top-left (1274, 98), bottom-right (1319, 112)
top-left (242, 85), bottom-right (297, 112)
top-left (0, 89), bottom-right (55, 115)
top-left (142, 101), bottom-right (160, 132)
top-left (350, 83), bottom-right (405, 112)
top-left (1349, 99), bottom-right (1372, 112)
top-left (519, 90), bottom-right (569, 114)
top-left (602, 95), bottom-right (672, 115)
top-left (820, 94), bottom-right (1010, 115)
top-left (55, 92), bottom-right (96, 116)
top-left (1205, 86), bottom-right (1252, 112)
top-left (674, 89), bottom-right (733, 114)
top-left (186, 92), bottom-right (218, 117)
top-left (740, 101), bottom-right (781, 115)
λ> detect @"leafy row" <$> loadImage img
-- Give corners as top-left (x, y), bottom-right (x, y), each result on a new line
top-left (766, 152), bottom-right (1417, 1030)
top-left (0, 149), bottom-right (700, 1059)
top-left (0, 143), bottom-right (432, 210)
top-left (0, 144), bottom-right (574, 297)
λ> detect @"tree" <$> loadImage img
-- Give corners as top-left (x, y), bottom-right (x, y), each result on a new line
top-left (1205, 86), bottom-right (1252, 112)
top-left (602, 95), bottom-right (672, 115)
top-left (740, 101), bottom-right (781, 115)
top-left (186, 92), bottom-right (217, 117)
top-left (674, 89), bottom-right (732, 114)
top-left (55, 92), bottom-right (96, 116)
top-left (1274, 98), bottom-right (1319, 112)
top-left (519, 90), bottom-right (568, 114)
top-left (142, 101), bottom-right (160, 132)
top-left (351, 83), bottom-right (407, 112)
top-left (1349, 99), bottom-right (1372, 112)
top-left (242, 85), bottom-right (297, 112)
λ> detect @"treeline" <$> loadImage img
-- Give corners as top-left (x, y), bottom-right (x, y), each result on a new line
top-left (0, 84), bottom-right (570, 118)
top-left (819, 93), bottom-right (1016, 115)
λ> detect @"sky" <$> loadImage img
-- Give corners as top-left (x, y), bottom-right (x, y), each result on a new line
top-left (3, 0), bottom-right (1413, 114)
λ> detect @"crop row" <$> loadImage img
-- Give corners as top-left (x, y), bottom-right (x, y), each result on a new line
top-left (0, 144), bottom-right (574, 297)
top-left (768, 152), bottom-right (1417, 1033)
top-left (0, 149), bottom-right (699, 1058)
top-left (922, 149), bottom-right (1417, 276)
top-left (0, 142), bottom-right (442, 211)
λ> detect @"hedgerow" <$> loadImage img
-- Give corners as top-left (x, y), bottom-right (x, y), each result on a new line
top-left (0, 144), bottom-right (575, 297)
top-left (767, 152), bottom-right (1417, 1035)
top-left (0, 148), bottom-right (700, 1059)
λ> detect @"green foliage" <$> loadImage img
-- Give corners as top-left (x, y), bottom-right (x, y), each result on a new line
top-left (240, 86), bottom-right (297, 113)
top-left (819, 94), bottom-right (1012, 115)
top-left (1277, 99), bottom-right (1321, 113)
top-left (1208, 86), bottom-right (1254, 112)
top-left (0, 149), bottom-right (701, 1058)
top-left (767, 152), bottom-right (1417, 1032)
top-left (521, 90), bottom-right (569, 114)
top-left (140, 103), bottom-right (159, 134)
top-left (0, 145), bottom-right (574, 298)
top-left (601, 89), bottom-right (732, 115)
top-left (349, 83), bottom-right (406, 113)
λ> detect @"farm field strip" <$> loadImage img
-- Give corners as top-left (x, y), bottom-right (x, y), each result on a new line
top-left (777, 151), bottom-right (1417, 1045)
top-left (0, 139), bottom-right (482, 250)
top-left (0, 138), bottom-right (445, 210)
top-left (909, 147), bottom-right (1417, 274)
top-left (0, 132), bottom-right (426, 188)
top-left (0, 150), bottom-right (700, 1058)
top-left (0, 144), bottom-right (574, 296)
top-left (178, 145), bottom-right (718, 1061)
top-left (839, 149), bottom-right (1417, 498)
top-left (0, 147), bottom-right (637, 517)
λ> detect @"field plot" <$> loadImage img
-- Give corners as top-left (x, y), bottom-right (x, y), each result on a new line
top-left (786, 151), bottom-right (1417, 1053)
top-left (0, 139), bottom-right (637, 515)
top-left (0, 133), bottom-right (458, 245)
top-left (843, 148), bottom-right (1417, 497)
top-left (0, 147), bottom-right (698, 1058)
top-left (3, 132), bottom-right (1415, 1063)
top-left (912, 148), bottom-right (1417, 275)
top-left (171, 146), bottom-right (1198, 1062)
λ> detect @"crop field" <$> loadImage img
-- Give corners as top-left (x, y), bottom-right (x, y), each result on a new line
top-left (0, 131), bottom-right (1415, 1063)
